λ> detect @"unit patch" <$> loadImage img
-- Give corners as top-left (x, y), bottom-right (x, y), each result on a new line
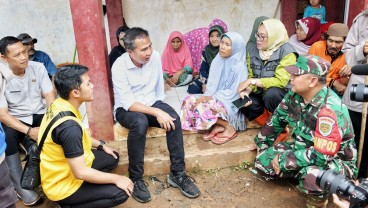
top-left (313, 107), bottom-right (341, 156)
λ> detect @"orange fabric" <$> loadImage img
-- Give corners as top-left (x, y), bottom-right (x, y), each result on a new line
top-left (308, 41), bottom-right (346, 85)
top-left (274, 127), bottom-right (289, 143)
top-left (254, 109), bottom-right (270, 126)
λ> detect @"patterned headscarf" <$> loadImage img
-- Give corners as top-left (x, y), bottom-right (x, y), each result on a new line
top-left (183, 18), bottom-right (228, 73)
top-left (161, 31), bottom-right (193, 76)
top-left (259, 19), bottom-right (289, 60)
top-left (295, 17), bottom-right (321, 46)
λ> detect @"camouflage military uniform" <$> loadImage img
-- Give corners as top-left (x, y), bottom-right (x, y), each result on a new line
top-left (254, 86), bottom-right (357, 198)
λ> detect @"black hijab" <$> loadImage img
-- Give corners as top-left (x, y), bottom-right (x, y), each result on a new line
top-left (204, 25), bottom-right (225, 65)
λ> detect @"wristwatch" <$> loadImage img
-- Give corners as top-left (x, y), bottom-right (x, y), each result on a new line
top-left (97, 140), bottom-right (105, 151)
top-left (250, 79), bottom-right (256, 86)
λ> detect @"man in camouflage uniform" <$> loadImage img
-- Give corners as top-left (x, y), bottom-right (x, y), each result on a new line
top-left (253, 55), bottom-right (357, 208)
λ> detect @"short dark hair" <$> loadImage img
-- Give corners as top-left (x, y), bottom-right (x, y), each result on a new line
top-left (54, 64), bottom-right (89, 100)
top-left (0, 36), bottom-right (21, 55)
top-left (307, 0), bottom-right (322, 6)
top-left (317, 75), bottom-right (326, 84)
top-left (116, 25), bottom-right (130, 37)
top-left (123, 27), bottom-right (149, 51)
top-left (309, 74), bottom-right (326, 84)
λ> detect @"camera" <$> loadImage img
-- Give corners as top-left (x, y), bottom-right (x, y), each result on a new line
top-left (350, 64), bottom-right (368, 102)
top-left (317, 169), bottom-right (368, 208)
top-left (350, 84), bottom-right (368, 102)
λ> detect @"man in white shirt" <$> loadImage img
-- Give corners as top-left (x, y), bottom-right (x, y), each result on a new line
top-left (112, 27), bottom-right (200, 203)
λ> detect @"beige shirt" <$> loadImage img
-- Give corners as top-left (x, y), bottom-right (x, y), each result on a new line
top-left (0, 61), bottom-right (53, 124)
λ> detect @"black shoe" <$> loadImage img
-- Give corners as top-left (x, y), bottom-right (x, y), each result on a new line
top-left (167, 172), bottom-right (200, 198)
top-left (132, 179), bottom-right (152, 203)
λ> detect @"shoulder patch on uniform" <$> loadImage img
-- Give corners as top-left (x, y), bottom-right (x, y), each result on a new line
top-left (314, 107), bottom-right (342, 156)
top-left (318, 115), bottom-right (335, 137)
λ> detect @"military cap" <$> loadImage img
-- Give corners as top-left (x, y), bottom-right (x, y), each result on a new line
top-left (285, 55), bottom-right (331, 77)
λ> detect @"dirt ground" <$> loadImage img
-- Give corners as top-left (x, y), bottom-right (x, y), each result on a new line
top-left (16, 165), bottom-right (341, 208)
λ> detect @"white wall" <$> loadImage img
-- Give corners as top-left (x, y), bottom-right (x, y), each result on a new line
top-left (0, 0), bottom-right (76, 65)
top-left (122, 0), bottom-right (280, 54)
top-left (0, 0), bottom-right (281, 65)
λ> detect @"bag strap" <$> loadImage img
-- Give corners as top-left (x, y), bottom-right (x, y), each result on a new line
top-left (37, 111), bottom-right (76, 153)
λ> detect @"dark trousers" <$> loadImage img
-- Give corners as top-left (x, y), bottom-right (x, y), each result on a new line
top-left (349, 110), bottom-right (368, 178)
top-left (115, 100), bottom-right (185, 182)
top-left (3, 114), bottom-right (44, 156)
top-left (58, 150), bottom-right (128, 208)
top-left (241, 87), bottom-right (287, 121)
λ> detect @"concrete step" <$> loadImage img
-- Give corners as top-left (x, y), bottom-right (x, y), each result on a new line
top-left (110, 123), bottom-right (260, 176)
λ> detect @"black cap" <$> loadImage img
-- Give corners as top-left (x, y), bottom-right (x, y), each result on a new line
top-left (17, 33), bottom-right (37, 44)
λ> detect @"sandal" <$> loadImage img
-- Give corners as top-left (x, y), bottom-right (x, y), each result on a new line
top-left (203, 125), bottom-right (225, 141)
top-left (203, 133), bottom-right (217, 141)
top-left (211, 132), bottom-right (237, 145)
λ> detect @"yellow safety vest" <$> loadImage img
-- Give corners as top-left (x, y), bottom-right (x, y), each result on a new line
top-left (39, 98), bottom-right (94, 201)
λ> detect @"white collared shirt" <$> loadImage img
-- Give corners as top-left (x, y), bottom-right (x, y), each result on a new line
top-left (112, 50), bottom-right (165, 117)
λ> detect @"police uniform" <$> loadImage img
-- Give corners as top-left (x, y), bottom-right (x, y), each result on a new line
top-left (254, 55), bottom-right (357, 199)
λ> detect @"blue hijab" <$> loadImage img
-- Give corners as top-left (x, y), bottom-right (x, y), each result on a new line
top-left (204, 32), bottom-right (248, 130)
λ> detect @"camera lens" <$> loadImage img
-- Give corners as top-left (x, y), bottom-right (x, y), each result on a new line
top-left (350, 84), bottom-right (368, 102)
top-left (317, 169), bottom-right (355, 196)
top-left (317, 170), bottom-right (368, 207)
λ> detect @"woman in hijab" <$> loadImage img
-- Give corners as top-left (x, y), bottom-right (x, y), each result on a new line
top-left (288, 17), bottom-right (321, 55)
top-left (238, 19), bottom-right (297, 142)
top-left (181, 32), bottom-right (248, 145)
top-left (108, 25), bottom-right (130, 68)
top-left (162, 31), bottom-right (193, 87)
top-left (183, 18), bottom-right (228, 74)
top-left (187, 25), bottom-right (225, 94)
top-left (246, 16), bottom-right (269, 55)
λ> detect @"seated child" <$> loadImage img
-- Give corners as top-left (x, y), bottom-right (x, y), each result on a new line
top-left (303, 0), bottom-right (326, 24)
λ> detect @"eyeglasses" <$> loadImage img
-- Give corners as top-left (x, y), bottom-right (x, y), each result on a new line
top-left (255, 32), bottom-right (268, 41)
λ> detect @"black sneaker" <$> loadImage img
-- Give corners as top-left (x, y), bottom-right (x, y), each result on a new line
top-left (167, 172), bottom-right (200, 198)
top-left (132, 179), bottom-right (152, 203)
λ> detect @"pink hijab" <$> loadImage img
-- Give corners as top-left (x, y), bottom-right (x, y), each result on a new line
top-left (183, 18), bottom-right (228, 73)
top-left (161, 31), bottom-right (193, 76)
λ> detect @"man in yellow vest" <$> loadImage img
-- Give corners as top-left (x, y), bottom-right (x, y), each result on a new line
top-left (39, 65), bottom-right (133, 207)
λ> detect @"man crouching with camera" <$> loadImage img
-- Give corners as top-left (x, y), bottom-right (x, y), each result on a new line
top-left (253, 55), bottom-right (358, 208)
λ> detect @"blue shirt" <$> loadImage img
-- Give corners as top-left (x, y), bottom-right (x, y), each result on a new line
top-left (111, 50), bottom-right (165, 114)
top-left (0, 123), bottom-right (6, 157)
top-left (31, 50), bottom-right (57, 77)
top-left (303, 5), bottom-right (326, 24)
